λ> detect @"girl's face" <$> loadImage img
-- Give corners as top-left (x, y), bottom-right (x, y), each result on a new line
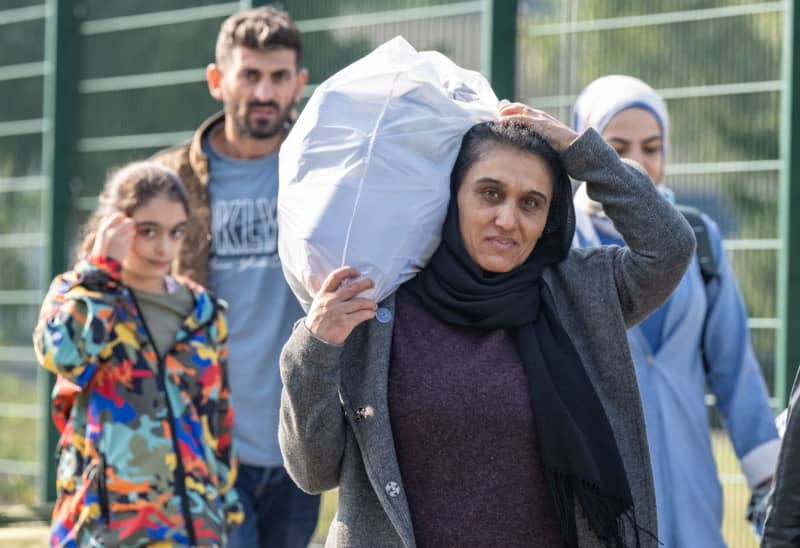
top-left (121, 194), bottom-right (188, 289)
top-left (456, 145), bottom-right (554, 273)
top-left (601, 107), bottom-right (664, 184)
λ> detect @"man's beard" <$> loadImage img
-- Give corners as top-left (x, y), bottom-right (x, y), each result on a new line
top-left (232, 100), bottom-right (294, 139)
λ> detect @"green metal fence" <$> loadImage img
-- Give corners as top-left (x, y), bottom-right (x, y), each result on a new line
top-left (517, 1), bottom-right (788, 546)
top-left (0, 0), bottom-right (49, 506)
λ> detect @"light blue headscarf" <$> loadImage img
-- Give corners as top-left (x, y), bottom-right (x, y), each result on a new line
top-left (572, 75), bottom-right (672, 244)
top-left (572, 74), bottom-right (669, 159)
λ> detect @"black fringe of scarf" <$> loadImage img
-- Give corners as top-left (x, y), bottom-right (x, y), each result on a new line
top-left (545, 470), bottom-right (660, 548)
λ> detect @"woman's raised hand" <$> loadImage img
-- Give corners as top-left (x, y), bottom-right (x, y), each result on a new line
top-left (91, 212), bottom-right (135, 263)
top-left (305, 266), bottom-right (378, 345)
top-left (499, 102), bottom-right (579, 154)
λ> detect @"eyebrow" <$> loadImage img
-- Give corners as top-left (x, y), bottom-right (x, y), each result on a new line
top-left (135, 220), bottom-right (188, 229)
top-left (607, 135), bottom-right (662, 145)
top-left (475, 177), bottom-right (550, 201)
top-left (241, 66), bottom-right (292, 77)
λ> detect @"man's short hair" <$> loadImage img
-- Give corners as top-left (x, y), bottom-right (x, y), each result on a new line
top-left (215, 6), bottom-right (303, 69)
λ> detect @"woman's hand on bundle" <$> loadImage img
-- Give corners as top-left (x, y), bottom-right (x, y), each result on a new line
top-left (91, 212), bottom-right (135, 263)
top-left (499, 102), bottom-right (579, 154)
top-left (305, 267), bottom-right (378, 345)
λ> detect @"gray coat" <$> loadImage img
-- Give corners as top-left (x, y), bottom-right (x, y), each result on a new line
top-left (279, 128), bottom-right (696, 547)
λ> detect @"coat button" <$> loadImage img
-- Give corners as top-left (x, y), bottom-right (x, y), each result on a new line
top-left (385, 481), bottom-right (400, 497)
top-left (375, 307), bottom-right (392, 323)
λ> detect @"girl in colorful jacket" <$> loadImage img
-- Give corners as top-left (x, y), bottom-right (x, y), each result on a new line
top-left (34, 161), bottom-right (243, 547)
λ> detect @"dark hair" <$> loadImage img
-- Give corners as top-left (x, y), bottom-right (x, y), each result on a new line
top-left (451, 118), bottom-right (572, 235)
top-left (215, 6), bottom-right (303, 69)
top-left (77, 161), bottom-right (190, 260)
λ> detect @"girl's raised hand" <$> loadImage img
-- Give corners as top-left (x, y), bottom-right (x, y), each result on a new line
top-left (304, 266), bottom-right (377, 345)
top-left (91, 212), bottom-right (135, 263)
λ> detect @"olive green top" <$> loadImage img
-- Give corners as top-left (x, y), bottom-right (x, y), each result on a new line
top-left (132, 280), bottom-right (194, 357)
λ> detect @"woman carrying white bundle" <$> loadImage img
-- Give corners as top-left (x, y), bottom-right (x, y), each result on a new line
top-left (278, 103), bottom-right (695, 547)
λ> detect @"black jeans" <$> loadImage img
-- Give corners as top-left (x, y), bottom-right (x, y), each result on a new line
top-left (228, 464), bottom-right (321, 548)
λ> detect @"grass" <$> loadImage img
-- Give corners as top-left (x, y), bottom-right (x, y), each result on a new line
top-left (312, 489), bottom-right (339, 543)
top-left (0, 368), bottom-right (39, 506)
top-left (713, 430), bottom-right (759, 548)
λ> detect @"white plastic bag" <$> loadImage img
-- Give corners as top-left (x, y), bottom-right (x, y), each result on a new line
top-left (278, 36), bottom-right (499, 311)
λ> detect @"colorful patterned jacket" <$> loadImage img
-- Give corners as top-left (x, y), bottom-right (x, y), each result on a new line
top-left (33, 255), bottom-right (244, 547)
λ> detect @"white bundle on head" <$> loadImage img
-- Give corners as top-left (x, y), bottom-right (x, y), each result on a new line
top-left (278, 36), bottom-right (499, 311)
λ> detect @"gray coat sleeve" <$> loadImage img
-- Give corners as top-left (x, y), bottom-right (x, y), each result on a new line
top-left (561, 128), bottom-right (696, 327)
top-left (279, 322), bottom-right (347, 494)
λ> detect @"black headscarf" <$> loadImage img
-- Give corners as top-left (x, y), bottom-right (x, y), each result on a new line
top-left (406, 120), bottom-right (643, 547)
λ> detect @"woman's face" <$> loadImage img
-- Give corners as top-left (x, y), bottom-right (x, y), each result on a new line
top-left (456, 145), bottom-right (554, 273)
top-left (601, 107), bottom-right (664, 184)
top-left (122, 194), bottom-right (188, 284)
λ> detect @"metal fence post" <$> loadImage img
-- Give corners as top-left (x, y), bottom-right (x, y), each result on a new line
top-left (481, 0), bottom-right (517, 102)
top-left (39, 0), bottom-right (76, 503)
top-left (778, 0), bottom-right (800, 408)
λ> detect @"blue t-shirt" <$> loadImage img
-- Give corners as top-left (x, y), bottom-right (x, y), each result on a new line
top-left (203, 134), bottom-right (303, 467)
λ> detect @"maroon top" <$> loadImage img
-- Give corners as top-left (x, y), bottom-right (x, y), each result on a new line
top-left (388, 287), bottom-right (564, 548)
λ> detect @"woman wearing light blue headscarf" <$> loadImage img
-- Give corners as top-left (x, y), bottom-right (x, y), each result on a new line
top-left (572, 75), bottom-right (780, 547)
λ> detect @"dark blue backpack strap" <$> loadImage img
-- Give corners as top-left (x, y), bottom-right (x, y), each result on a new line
top-left (676, 204), bottom-right (721, 374)
top-left (676, 204), bottom-right (720, 284)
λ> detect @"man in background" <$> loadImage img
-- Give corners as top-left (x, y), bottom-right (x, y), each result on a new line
top-left (153, 6), bottom-right (317, 547)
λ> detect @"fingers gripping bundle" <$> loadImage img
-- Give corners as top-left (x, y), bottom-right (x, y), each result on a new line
top-left (278, 36), bottom-right (499, 310)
